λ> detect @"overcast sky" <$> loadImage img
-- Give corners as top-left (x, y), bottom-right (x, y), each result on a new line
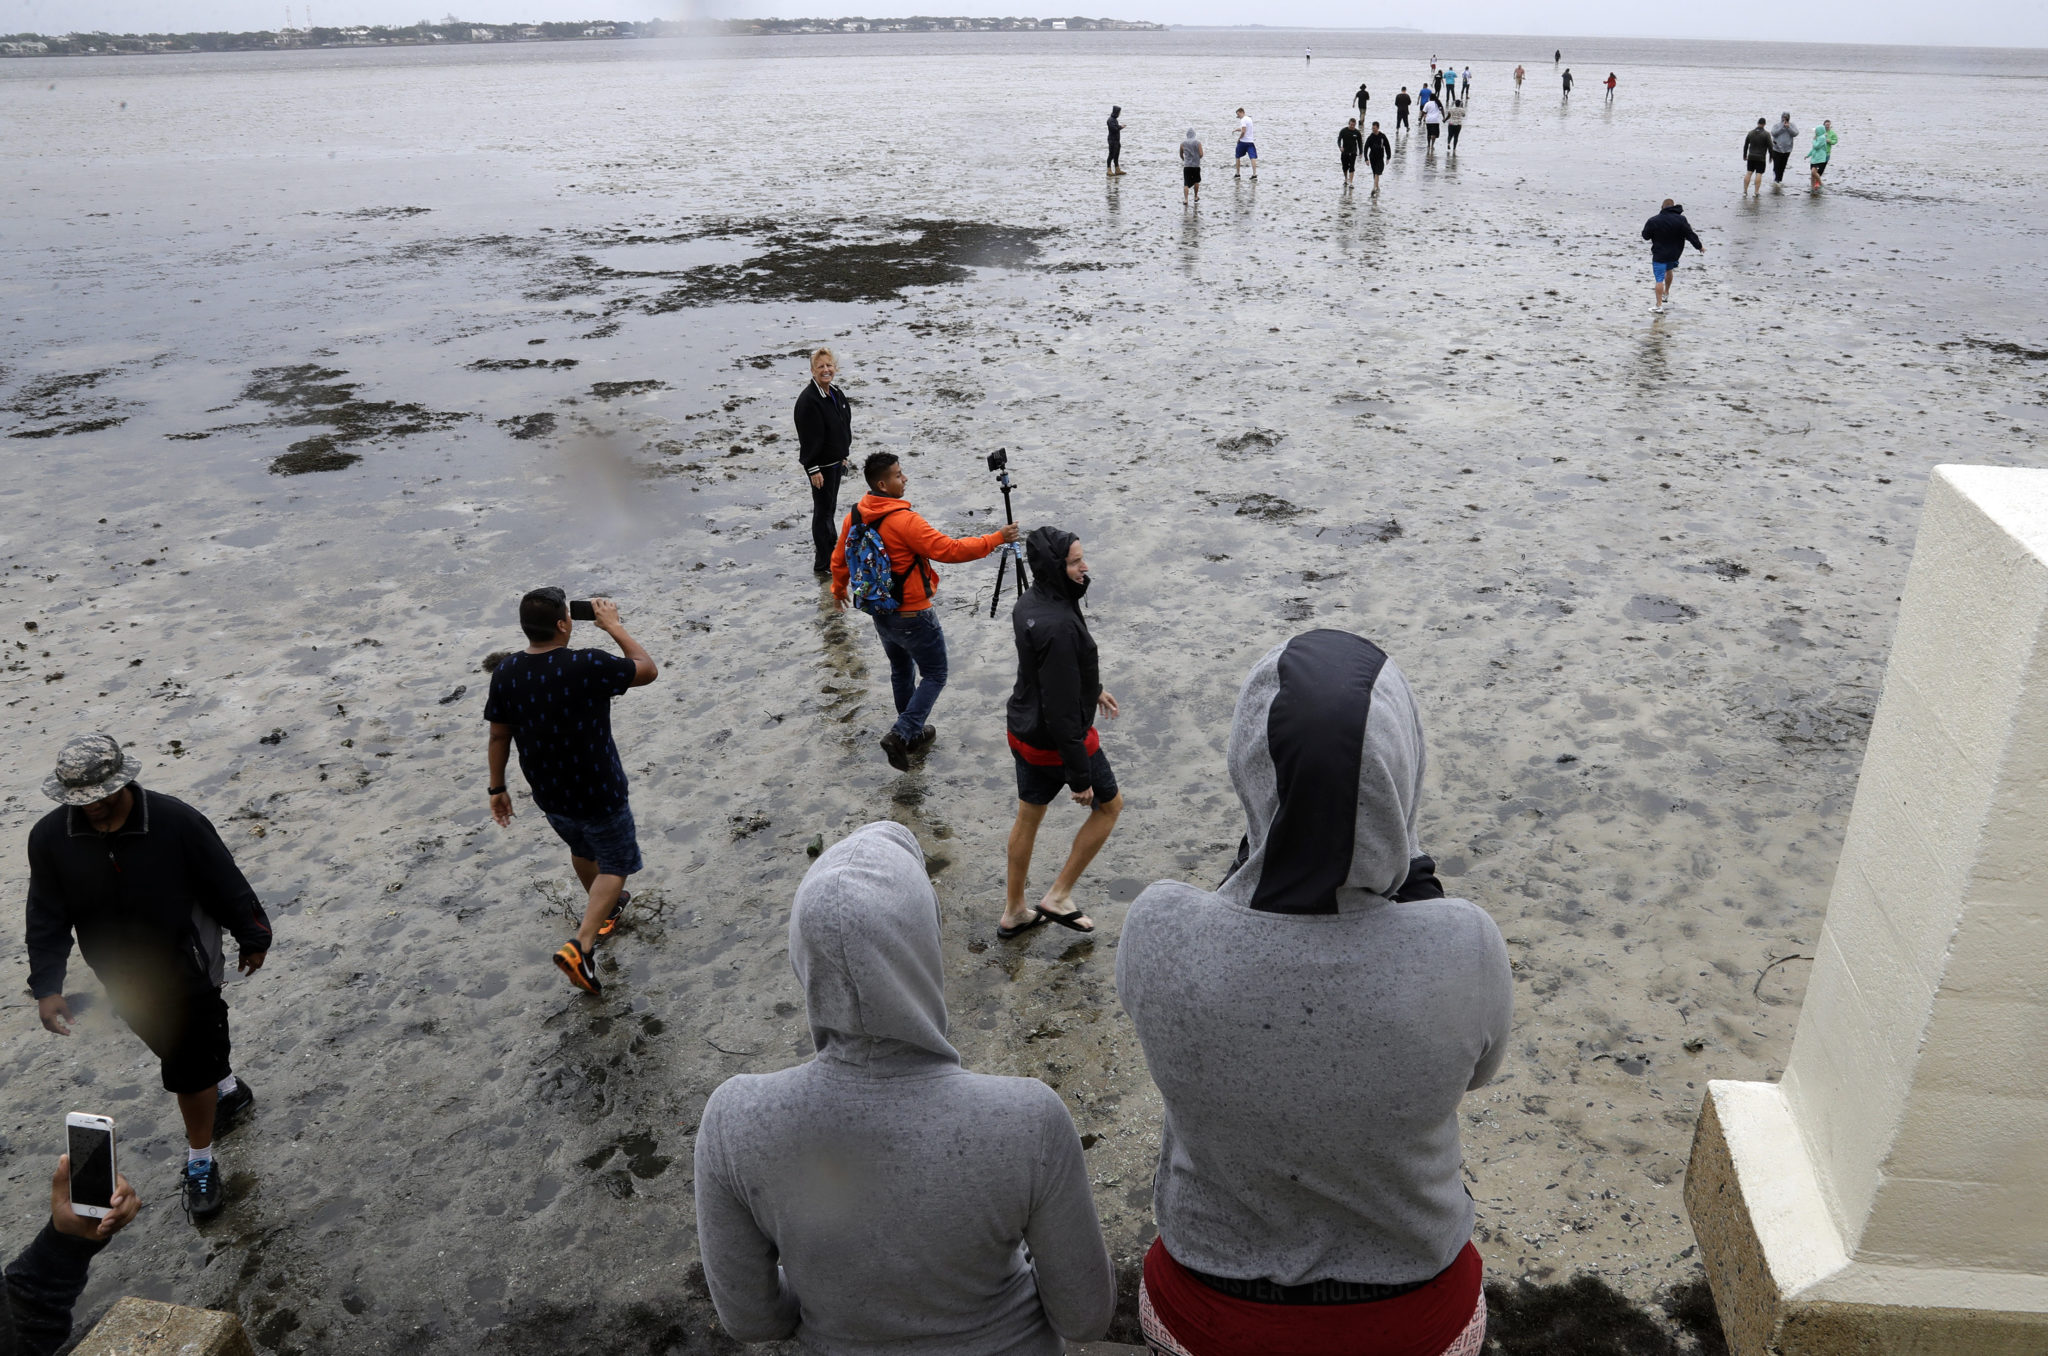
top-left (15, 0), bottom-right (2048, 47)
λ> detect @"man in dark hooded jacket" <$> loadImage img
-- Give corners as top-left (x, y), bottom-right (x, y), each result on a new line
top-left (1117, 631), bottom-right (1511, 1356)
top-left (1641, 198), bottom-right (1704, 313)
top-left (996, 527), bottom-right (1120, 941)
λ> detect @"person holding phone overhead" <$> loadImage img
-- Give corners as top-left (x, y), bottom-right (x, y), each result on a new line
top-left (24, 732), bottom-right (273, 1220)
top-left (485, 588), bottom-right (659, 997)
top-left (794, 348), bottom-right (853, 576)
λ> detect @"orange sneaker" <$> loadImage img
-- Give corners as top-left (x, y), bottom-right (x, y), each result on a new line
top-left (553, 939), bottom-right (602, 995)
top-left (596, 890), bottom-right (632, 940)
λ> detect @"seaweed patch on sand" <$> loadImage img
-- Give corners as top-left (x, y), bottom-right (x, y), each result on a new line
top-left (643, 219), bottom-right (1048, 310)
top-left (3, 368), bottom-right (130, 439)
top-left (1485, 1272), bottom-right (1728, 1356)
top-left (205, 364), bottom-right (471, 475)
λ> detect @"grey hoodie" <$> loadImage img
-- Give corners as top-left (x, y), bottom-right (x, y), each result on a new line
top-left (1116, 631), bottom-right (1513, 1287)
top-left (695, 823), bottom-right (1115, 1354)
top-left (1771, 117), bottom-right (1798, 154)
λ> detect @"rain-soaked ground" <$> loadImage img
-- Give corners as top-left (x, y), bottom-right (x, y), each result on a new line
top-left (1, 28), bottom-right (2045, 1355)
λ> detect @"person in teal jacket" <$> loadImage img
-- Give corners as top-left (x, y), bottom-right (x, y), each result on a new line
top-left (1808, 119), bottom-right (1837, 189)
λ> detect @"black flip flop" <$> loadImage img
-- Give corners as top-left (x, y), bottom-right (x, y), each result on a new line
top-left (1035, 905), bottom-right (1095, 934)
top-left (997, 911), bottom-right (1051, 941)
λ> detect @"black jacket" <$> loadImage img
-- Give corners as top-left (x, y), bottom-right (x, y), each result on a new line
top-left (792, 381), bottom-right (852, 473)
top-left (25, 786), bottom-right (272, 1003)
top-left (1641, 205), bottom-right (1704, 264)
top-left (2, 1222), bottom-right (106, 1356)
top-left (1338, 126), bottom-right (1362, 156)
top-left (1743, 126), bottom-right (1772, 159)
top-left (1364, 130), bottom-right (1391, 160)
top-left (1006, 528), bottom-right (1101, 791)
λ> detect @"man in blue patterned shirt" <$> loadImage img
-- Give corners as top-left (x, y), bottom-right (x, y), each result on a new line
top-left (485, 589), bottom-right (658, 995)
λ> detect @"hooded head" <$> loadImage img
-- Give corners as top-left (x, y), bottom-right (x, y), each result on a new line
top-left (1025, 525), bottom-right (1086, 602)
top-left (1111, 105), bottom-right (1121, 118)
top-left (788, 822), bottom-right (959, 1069)
top-left (1185, 127), bottom-right (1197, 140)
top-left (1218, 630), bottom-right (1426, 914)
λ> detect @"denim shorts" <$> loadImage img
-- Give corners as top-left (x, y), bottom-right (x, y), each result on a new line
top-left (1014, 748), bottom-right (1119, 807)
top-left (544, 802), bottom-right (643, 877)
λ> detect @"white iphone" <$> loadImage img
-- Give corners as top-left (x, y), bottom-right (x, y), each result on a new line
top-left (65, 1112), bottom-right (117, 1220)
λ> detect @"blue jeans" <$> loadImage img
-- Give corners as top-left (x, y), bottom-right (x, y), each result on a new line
top-left (871, 608), bottom-right (947, 743)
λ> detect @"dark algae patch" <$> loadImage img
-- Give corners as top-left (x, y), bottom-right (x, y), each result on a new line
top-left (644, 218), bottom-right (1047, 309)
top-left (3, 368), bottom-right (129, 439)
top-left (497, 412), bottom-right (557, 440)
top-left (231, 363), bottom-right (469, 475)
top-left (591, 379), bottom-right (668, 398)
top-left (270, 439), bottom-right (363, 475)
top-left (468, 357), bottom-right (580, 371)
top-left (1486, 1272), bottom-right (1726, 1355)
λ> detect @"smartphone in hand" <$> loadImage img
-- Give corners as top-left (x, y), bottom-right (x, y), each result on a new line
top-left (568, 600), bottom-right (596, 621)
top-left (65, 1113), bottom-right (117, 1219)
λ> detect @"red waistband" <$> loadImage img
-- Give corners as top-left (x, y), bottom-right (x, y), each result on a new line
top-left (1007, 727), bottom-right (1099, 766)
top-left (1142, 1237), bottom-right (1482, 1356)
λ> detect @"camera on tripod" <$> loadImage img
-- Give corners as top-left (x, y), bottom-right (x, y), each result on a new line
top-left (986, 447), bottom-right (1027, 617)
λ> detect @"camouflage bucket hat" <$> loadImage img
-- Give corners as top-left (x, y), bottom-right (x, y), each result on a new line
top-left (42, 732), bottom-right (142, 806)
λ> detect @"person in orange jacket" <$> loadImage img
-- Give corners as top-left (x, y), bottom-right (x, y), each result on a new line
top-left (832, 452), bottom-right (1021, 770)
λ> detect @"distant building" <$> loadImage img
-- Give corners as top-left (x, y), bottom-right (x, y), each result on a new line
top-left (469, 26), bottom-right (493, 39)
top-left (1049, 19), bottom-right (1066, 27)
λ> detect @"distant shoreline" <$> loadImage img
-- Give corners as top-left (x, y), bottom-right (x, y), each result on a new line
top-left (0, 16), bottom-right (1165, 56)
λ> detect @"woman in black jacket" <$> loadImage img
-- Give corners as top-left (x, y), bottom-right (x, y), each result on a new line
top-left (792, 348), bottom-right (852, 574)
top-left (996, 527), bottom-right (1121, 941)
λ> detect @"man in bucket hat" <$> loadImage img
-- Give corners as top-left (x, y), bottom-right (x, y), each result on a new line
top-left (24, 733), bottom-right (273, 1220)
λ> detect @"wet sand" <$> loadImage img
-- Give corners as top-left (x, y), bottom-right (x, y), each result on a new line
top-left (2, 29), bottom-right (2045, 1353)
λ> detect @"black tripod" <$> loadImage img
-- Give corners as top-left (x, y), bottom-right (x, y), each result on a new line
top-left (987, 447), bottom-right (1028, 618)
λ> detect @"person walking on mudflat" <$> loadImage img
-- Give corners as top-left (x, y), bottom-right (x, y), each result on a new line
top-left (832, 453), bottom-right (1018, 770)
top-left (1562, 67), bottom-right (1573, 97)
top-left (998, 528), bottom-right (1120, 942)
top-left (1354, 82), bottom-right (1370, 121)
top-left (794, 348), bottom-right (852, 575)
top-left (1106, 105), bottom-right (1125, 176)
top-left (1393, 86), bottom-right (1412, 133)
top-left (1743, 117), bottom-right (1773, 195)
top-left (1808, 118), bottom-right (1837, 189)
top-left (1642, 198), bottom-right (1705, 312)
top-left (1364, 121), bottom-right (1391, 191)
top-left (1180, 128), bottom-right (1203, 202)
top-left (1444, 97), bottom-right (1465, 153)
top-left (26, 733), bottom-right (273, 1220)
top-left (1338, 118), bottom-right (1363, 186)
top-left (1770, 111), bottom-right (1798, 184)
top-left (1232, 107), bottom-right (1257, 177)
top-left (486, 589), bottom-right (659, 997)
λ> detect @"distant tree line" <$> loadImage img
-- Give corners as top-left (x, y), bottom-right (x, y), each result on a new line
top-left (0, 15), bottom-right (1161, 55)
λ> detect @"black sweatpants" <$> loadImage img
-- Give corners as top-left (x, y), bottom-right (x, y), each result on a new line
top-left (808, 463), bottom-right (844, 567)
top-left (1770, 150), bottom-right (1791, 182)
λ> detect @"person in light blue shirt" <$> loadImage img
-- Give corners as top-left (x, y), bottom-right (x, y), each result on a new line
top-left (1808, 119), bottom-right (1838, 189)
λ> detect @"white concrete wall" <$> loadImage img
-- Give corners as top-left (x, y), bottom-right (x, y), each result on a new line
top-left (1780, 465), bottom-right (2048, 1272)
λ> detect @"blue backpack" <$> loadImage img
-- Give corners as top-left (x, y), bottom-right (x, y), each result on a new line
top-left (845, 507), bottom-right (917, 615)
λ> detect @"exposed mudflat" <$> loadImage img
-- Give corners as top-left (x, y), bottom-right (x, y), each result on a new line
top-left (0, 29), bottom-right (2043, 1356)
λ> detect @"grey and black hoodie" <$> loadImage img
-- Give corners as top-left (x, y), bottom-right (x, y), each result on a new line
top-left (1006, 526), bottom-right (1101, 790)
top-left (1116, 630), bottom-right (1513, 1287)
top-left (695, 823), bottom-right (1115, 1354)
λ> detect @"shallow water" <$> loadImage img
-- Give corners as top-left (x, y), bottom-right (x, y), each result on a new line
top-left (1, 28), bottom-right (2045, 1352)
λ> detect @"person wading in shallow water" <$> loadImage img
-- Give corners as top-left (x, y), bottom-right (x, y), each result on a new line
top-left (26, 733), bottom-right (273, 1221)
top-left (1642, 198), bottom-right (1705, 312)
top-left (486, 589), bottom-right (659, 997)
top-left (793, 348), bottom-right (852, 575)
top-left (1338, 118), bottom-right (1363, 186)
top-left (1364, 121), bottom-right (1391, 192)
top-left (1393, 86), bottom-right (1412, 133)
top-left (1743, 117), bottom-right (1773, 195)
top-left (1106, 105), bottom-right (1125, 176)
top-left (1180, 128), bottom-right (1203, 203)
top-left (998, 528), bottom-right (1121, 942)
